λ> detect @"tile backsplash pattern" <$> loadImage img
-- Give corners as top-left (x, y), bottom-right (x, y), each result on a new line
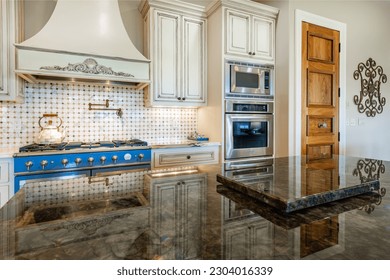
top-left (0, 82), bottom-right (198, 149)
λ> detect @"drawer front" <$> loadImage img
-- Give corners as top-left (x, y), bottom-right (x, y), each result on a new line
top-left (153, 146), bottom-right (219, 168)
top-left (0, 162), bottom-right (10, 184)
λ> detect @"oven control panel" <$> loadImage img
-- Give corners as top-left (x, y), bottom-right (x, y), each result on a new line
top-left (14, 148), bottom-right (151, 174)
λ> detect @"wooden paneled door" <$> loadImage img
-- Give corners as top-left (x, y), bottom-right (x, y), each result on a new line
top-left (301, 22), bottom-right (340, 162)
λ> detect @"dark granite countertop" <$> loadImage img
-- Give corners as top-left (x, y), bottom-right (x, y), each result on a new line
top-left (1, 155), bottom-right (390, 260)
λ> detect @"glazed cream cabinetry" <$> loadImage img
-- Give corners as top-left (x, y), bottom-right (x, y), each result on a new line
top-left (139, 0), bottom-right (207, 107)
top-left (146, 172), bottom-right (207, 259)
top-left (152, 145), bottom-right (219, 169)
top-left (0, 0), bottom-right (24, 102)
top-left (0, 158), bottom-right (13, 208)
top-left (226, 8), bottom-right (275, 62)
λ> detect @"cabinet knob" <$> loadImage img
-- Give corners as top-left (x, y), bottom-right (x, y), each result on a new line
top-left (248, 51), bottom-right (253, 55)
top-left (182, 97), bottom-right (186, 101)
top-left (186, 155), bottom-right (191, 160)
top-left (177, 97), bottom-right (182, 101)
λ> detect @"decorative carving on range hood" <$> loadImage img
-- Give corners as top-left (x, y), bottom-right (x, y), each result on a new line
top-left (14, 0), bottom-right (150, 88)
top-left (40, 58), bottom-right (134, 78)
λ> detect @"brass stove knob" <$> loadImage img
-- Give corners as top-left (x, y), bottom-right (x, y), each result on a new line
top-left (100, 156), bottom-right (107, 164)
top-left (88, 157), bottom-right (95, 165)
top-left (25, 161), bottom-right (33, 171)
top-left (61, 158), bottom-right (69, 167)
top-left (40, 160), bottom-right (48, 169)
top-left (74, 158), bottom-right (82, 166)
top-left (112, 155), bottom-right (118, 163)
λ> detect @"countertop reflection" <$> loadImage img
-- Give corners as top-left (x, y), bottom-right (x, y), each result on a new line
top-left (1, 156), bottom-right (390, 260)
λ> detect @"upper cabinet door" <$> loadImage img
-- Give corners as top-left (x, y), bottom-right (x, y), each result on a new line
top-left (252, 16), bottom-right (274, 61)
top-left (140, 0), bottom-right (208, 107)
top-left (225, 8), bottom-right (275, 63)
top-left (226, 10), bottom-right (251, 57)
top-left (153, 11), bottom-right (181, 102)
top-left (0, 0), bottom-right (24, 102)
top-left (182, 16), bottom-right (206, 103)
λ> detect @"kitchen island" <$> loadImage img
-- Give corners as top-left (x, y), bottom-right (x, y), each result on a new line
top-left (1, 155), bottom-right (390, 260)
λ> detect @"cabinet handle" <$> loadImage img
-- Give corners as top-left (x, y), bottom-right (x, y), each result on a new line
top-left (248, 51), bottom-right (253, 55)
top-left (177, 97), bottom-right (182, 101)
top-left (182, 97), bottom-right (186, 101)
top-left (186, 155), bottom-right (191, 160)
top-left (252, 52), bottom-right (256, 55)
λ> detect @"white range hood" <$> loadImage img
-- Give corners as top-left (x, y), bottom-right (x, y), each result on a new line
top-left (15, 0), bottom-right (150, 88)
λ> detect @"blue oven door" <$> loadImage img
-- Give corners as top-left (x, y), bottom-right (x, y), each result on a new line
top-left (14, 170), bottom-right (90, 193)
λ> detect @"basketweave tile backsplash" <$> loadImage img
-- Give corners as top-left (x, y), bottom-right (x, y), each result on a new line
top-left (0, 82), bottom-right (198, 148)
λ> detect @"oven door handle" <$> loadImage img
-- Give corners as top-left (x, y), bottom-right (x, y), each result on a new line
top-left (240, 128), bottom-right (264, 135)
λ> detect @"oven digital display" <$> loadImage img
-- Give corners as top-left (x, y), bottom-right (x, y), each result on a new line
top-left (232, 103), bottom-right (268, 112)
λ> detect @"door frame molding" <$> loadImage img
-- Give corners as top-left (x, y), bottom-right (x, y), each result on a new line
top-left (291, 9), bottom-right (347, 156)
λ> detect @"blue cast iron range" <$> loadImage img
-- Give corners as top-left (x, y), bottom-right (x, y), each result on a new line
top-left (14, 139), bottom-right (151, 193)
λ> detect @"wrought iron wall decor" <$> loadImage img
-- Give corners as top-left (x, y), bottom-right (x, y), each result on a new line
top-left (352, 158), bottom-right (387, 214)
top-left (353, 58), bottom-right (387, 117)
top-left (352, 158), bottom-right (385, 183)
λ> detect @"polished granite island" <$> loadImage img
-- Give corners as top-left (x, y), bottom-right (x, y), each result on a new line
top-left (0, 156), bottom-right (390, 260)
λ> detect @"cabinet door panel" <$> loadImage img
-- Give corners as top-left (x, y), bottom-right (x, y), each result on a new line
top-left (0, 161), bottom-right (10, 183)
top-left (155, 11), bottom-right (180, 101)
top-left (181, 178), bottom-right (206, 259)
top-left (224, 227), bottom-right (249, 259)
top-left (152, 182), bottom-right (177, 259)
top-left (226, 10), bottom-right (250, 56)
top-left (1, 1), bottom-right (7, 94)
top-left (0, 185), bottom-right (9, 207)
top-left (252, 17), bottom-right (273, 61)
top-left (183, 17), bottom-right (206, 103)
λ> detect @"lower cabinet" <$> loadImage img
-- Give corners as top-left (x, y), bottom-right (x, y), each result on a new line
top-left (0, 158), bottom-right (13, 208)
top-left (152, 145), bottom-right (219, 169)
top-left (145, 172), bottom-right (207, 259)
top-left (222, 197), bottom-right (275, 259)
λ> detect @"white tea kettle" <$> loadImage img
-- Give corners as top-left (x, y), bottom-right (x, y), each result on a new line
top-left (37, 114), bottom-right (66, 144)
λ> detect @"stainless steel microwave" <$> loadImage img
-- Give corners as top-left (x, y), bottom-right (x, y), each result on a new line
top-left (225, 61), bottom-right (273, 99)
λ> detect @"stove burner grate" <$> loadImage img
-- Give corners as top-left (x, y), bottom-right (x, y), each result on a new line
top-left (65, 141), bottom-right (115, 149)
top-left (112, 139), bottom-right (148, 147)
top-left (19, 143), bottom-right (68, 153)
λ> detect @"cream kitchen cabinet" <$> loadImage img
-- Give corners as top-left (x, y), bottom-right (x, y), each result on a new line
top-left (0, 0), bottom-right (24, 102)
top-left (139, 0), bottom-right (207, 107)
top-left (0, 157), bottom-right (13, 208)
top-left (145, 172), bottom-right (207, 259)
top-left (223, 216), bottom-right (275, 260)
top-left (225, 8), bottom-right (275, 63)
top-left (152, 144), bottom-right (219, 169)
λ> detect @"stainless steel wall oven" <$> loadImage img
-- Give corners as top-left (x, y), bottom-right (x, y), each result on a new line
top-left (225, 100), bottom-right (274, 161)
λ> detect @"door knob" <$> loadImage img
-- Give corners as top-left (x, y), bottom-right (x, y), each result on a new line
top-left (318, 122), bottom-right (328, 128)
